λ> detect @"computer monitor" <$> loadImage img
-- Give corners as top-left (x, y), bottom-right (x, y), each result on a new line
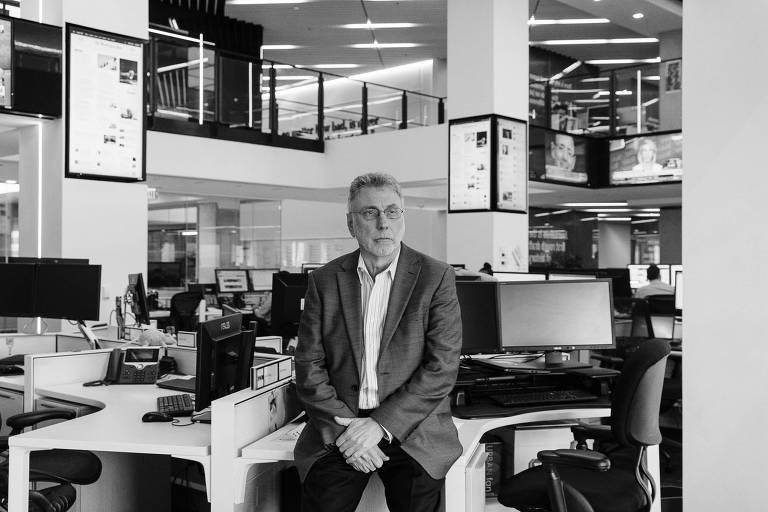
top-left (127, 273), bottom-right (149, 325)
top-left (248, 269), bottom-right (277, 291)
top-left (195, 313), bottom-right (255, 412)
top-left (670, 265), bottom-right (683, 287)
top-left (6, 256), bottom-right (89, 265)
top-left (628, 264), bottom-right (671, 289)
top-left (674, 271), bottom-right (683, 312)
top-left (0, 263), bottom-right (36, 317)
top-left (547, 272), bottom-right (597, 281)
top-left (189, 283), bottom-right (218, 307)
top-left (301, 263), bottom-right (324, 274)
top-left (596, 268), bottom-right (633, 299)
top-left (35, 263), bottom-right (102, 320)
top-left (215, 269), bottom-right (249, 293)
top-left (455, 281), bottom-right (500, 355)
top-left (494, 272), bottom-right (547, 282)
top-left (271, 272), bottom-right (308, 337)
top-left (497, 279), bottom-right (615, 367)
top-left (147, 261), bottom-right (183, 287)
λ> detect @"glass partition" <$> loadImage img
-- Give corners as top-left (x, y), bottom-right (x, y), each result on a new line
top-left (321, 76), bottom-right (365, 140)
top-left (218, 54), bottom-right (261, 129)
top-left (271, 65), bottom-right (320, 139)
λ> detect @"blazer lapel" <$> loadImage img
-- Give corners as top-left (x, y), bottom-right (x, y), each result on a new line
top-left (337, 251), bottom-right (364, 378)
top-left (379, 244), bottom-right (421, 359)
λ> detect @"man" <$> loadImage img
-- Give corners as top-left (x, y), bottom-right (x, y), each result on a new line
top-left (635, 264), bottom-right (674, 299)
top-left (294, 172), bottom-right (463, 512)
top-left (545, 133), bottom-right (587, 184)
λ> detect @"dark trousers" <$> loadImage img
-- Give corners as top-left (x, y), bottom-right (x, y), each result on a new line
top-left (301, 440), bottom-right (444, 512)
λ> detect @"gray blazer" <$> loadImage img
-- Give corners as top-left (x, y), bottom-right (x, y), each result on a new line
top-left (293, 243), bottom-right (463, 481)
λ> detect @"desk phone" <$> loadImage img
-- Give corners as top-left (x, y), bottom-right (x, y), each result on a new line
top-left (105, 347), bottom-right (161, 384)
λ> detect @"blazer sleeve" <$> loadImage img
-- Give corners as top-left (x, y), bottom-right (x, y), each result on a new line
top-left (370, 266), bottom-right (461, 441)
top-left (294, 272), bottom-right (356, 446)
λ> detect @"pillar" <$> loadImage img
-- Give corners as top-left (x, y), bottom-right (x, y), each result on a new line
top-left (445, 0), bottom-right (529, 272)
top-left (597, 221), bottom-right (630, 268)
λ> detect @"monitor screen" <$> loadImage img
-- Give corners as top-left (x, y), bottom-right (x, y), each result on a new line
top-left (628, 264), bottom-right (671, 289)
top-left (195, 313), bottom-right (254, 411)
top-left (455, 281), bottom-right (500, 355)
top-left (0, 263), bottom-right (36, 317)
top-left (547, 273), bottom-right (597, 281)
top-left (596, 268), bottom-right (633, 299)
top-left (674, 271), bottom-right (683, 311)
top-left (127, 272), bottom-right (149, 325)
top-left (35, 263), bottom-right (101, 321)
top-left (670, 265), bottom-right (683, 287)
top-left (147, 261), bottom-right (183, 288)
top-left (271, 272), bottom-right (308, 337)
top-left (215, 269), bottom-right (249, 293)
top-left (529, 126), bottom-right (590, 185)
top-left (248, 269), bottom-right (277, 291)
top-left (13, 18), bottom-right (62, 117)
top-left (609, 131), bottom-right (683, 185)
top-left (494, 272), bottom-right (547, 282)
top-left (498, 280), bottom-right (615, 351)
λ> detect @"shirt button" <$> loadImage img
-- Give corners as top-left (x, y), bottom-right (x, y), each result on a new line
top-left (351, 385), bottom-right (359, 392)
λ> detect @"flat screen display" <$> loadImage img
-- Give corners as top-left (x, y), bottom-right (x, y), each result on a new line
top-left (215, 269), bottom-right (249, 293)
top-left (529, 126), bottom-right (589, 185)
top-left (493, 272), bottom-right (547, 282)
top-left (674, 271), bottom-right (683, 311)
top-left (449, 117), bottom-right (492, 211)
top-left (455, 281), bottom-right (500, 355)
top-left (548, 273), bottom-right (596, 281)
top-left (248, 269), bottom-right (277, 291)
top-left (498, 280), bottom-right (615, 351)
top-left (495, 116), bottom-right (527, 212)
top-left (65, 24), bottom-right (146, 182)
top-left (0, 263), bottom-right (35, 317)
top-left (670, 264), bottom-right (683, 287)
top-left (609, 131), bottom-right (682, 185)
top-left (13, 18), bottom-right (62, 117)
top-left (35, 263), bottom-right (102, 321)
top-left (628, 264), bottom-right (671, 289)
top-left (0, 18), bottom-right (11, 109)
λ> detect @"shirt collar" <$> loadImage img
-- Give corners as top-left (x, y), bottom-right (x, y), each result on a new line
top-left (356, 247), bottom-right (401, 283)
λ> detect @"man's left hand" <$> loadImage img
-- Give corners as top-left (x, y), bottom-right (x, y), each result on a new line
top-left (334, 416), bottom-right (384, 459)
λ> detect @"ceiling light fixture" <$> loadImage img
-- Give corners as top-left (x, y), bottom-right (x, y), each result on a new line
top-left (528, 18), bottom-right (609, 26)
top-left (561, 202), bottom-right (628, 207)
top-left (262, 44), bottom-right (302, 50)
top-left (586, 58), bottom-right (661, 65)
top-left (532, 38), bottom-right (658, 45)
top-left (550, 61), bottom-right (582, 81)
top-left (350, 42), bottom-right (420, 49)
top-left (341, 22), bottom-right (418, 29)
top-left (581, 77), bottom-right (610, 82)
top-left (302, 63), bottom-right (361, 69)
top-left (261, 75), bottom-right (315, 80)
top-left (580, 217), bottom-right (598, 222)
top-left (227, 0), bottom-right (310, 5)
top-left (551, 88), bottom-right (604, 94)
top-left (633, 12), bottom-right (645, 19)
top-left (631, 219), bottom-right (658, 224)
top-left (600, 217), bottom-right (632, 222)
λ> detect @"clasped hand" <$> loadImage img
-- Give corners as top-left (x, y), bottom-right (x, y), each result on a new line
top-left (334, 416), bottom-right (390, 473)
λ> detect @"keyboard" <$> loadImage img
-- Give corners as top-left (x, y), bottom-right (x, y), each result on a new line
top-left (156, 394), bottom-right (195, 417)
top-left (489, 389), bottom-right (599, 408)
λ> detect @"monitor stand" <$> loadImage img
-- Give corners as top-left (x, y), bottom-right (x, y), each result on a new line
top-left (77, 320), bottom-right (101, 350)
top-left (543, 351), bottom-right (591, 370)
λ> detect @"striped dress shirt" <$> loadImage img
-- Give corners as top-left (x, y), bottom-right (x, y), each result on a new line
top-left (356, 250), bottom-right (400, 410)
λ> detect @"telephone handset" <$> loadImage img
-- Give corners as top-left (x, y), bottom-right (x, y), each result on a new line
top-left (104, 347), bottom-right (161, 385)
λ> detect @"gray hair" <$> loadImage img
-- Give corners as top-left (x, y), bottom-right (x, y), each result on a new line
top-left (347, 173), bottom-right (403, 208)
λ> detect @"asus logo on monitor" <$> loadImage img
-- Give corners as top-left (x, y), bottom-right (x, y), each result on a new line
top-left (221, 321), bottom-right (231, 331)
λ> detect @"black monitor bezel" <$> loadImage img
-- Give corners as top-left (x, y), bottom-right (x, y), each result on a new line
top-left (214, 268), bottom-right (250, 294)
top-left (34, 263), bottom-right (102, 321)
top-left (496, 278), bottom-right (616, 353)
top-left (270, 272), bottom-right (308, 338)
top-left (607, 129), bottom-right (683, 188)
top-left (128, 272), bottom-right (150, 325)
top-left (455, 280), bottom-right (502, 356)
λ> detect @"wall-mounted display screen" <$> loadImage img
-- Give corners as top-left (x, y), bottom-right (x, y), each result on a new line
top-left (13, 18), bottom-right (62, 117)
top-left (529, 126), bottom-right (591, 186)
top-left (609, 131), bottom-right (682, 185)
top-left (449, 117), bottom-right (492, 211)
top-left (0, 18), bottom-right (11, 108)
top-left (495, 116), bottom-right (527, 212)
top-left (65, 24), bottom-right (146, 182)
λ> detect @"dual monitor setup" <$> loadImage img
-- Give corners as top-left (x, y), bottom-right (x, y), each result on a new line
top-left (457, 278), bottom-right (616, 370)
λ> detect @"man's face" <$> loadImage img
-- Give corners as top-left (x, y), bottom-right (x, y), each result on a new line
top-left (638, 142), bottom-right (656, 164)
top-left (347, 186), bottom-right (405, 261)
top-left (552, 135), bottom-right (575, 171)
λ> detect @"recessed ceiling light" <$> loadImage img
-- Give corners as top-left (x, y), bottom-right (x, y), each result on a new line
top-left (5, 179), bottom-right (17, 184)
top-left (528, 18), bottom-right (610, 26)
top-left (262, 44), bottom-right (302, 50)
top-left (342, 22), bottom-right (419, 29)
top-left (633, 12), bottom-right (645, 19)
top-left (350, 42), bottom-right (420, 49)
top-left (531, 38), bottom-right (658, 45)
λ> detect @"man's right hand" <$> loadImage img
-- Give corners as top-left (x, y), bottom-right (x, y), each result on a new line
top-left (345, 445), bottom-right (389, 473)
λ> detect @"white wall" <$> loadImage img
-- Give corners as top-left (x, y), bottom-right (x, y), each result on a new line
top-left (684, 2), bottom-right (768, 509)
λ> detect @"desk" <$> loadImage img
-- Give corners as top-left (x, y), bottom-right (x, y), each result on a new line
top-left (234, 405), bottom-right (665, 512)
top-left (8, 351), bottom-right (211, 512)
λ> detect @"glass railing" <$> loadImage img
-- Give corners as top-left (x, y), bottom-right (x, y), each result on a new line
top-left (529, 58), bottom-right (681, 137)
top-left (147, 30), bottom-right (446, 148)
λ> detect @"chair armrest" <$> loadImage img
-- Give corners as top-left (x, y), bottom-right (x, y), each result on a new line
top-left (538, 449), bottom-right (610, 471)
top-left (571, 424), bottom-right (613, 448)
top-left (7, 409), bottom-right (77, 434)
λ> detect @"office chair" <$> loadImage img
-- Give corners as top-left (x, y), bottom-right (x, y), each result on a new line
top-left (497, 338), bottom-right (671, 512)
top-left (170, 291), bottom-right (204, 332)
top-left (646, 295), bottom-right (677, 340)
top-left (0, 409), bottom-right (102, 512)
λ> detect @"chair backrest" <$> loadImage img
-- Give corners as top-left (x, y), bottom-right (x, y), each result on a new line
top-left (170, 292), bottom-right (203, 332)
top-left (646, 295), bottom-right (677, 339)
top-left (611, 338), bottom-right (671, 447)
top-left (629, 299), bottom-right (654, 338)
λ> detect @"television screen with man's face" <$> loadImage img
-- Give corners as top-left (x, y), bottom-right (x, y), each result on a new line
top-left (609, 132), bottom-right (683, 186)
top-left (529, 126), bottom-right (588, 185)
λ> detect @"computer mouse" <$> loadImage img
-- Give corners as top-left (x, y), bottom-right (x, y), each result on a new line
top-left (141, 411), bottom-right (173, 423)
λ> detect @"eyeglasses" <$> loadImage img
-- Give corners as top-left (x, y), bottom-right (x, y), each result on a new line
top-left (349, 207), bottom-right (404, 221)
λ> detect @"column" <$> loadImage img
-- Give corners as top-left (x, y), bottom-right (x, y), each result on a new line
top-left (18, 0), bottom-right (148, 323)
top-left (684, 1), bottom-right (768, 509)
top-left (658, 30), bottom-right (682, 131)
top-left (445, 0), bottom-right (529, 272)
top-left (597, 221), bottom-right (631, 268)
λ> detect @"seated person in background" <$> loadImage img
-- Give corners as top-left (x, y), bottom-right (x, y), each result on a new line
top-left (635, 264), bottom-right (674, 299)
top-left (478, 262), bottom-right (494, 275)
top-left (254, 292), bottom-right (272, 335)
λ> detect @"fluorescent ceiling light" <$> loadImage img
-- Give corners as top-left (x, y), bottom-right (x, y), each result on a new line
top-left (581, 77), bottom-right (610, 82)
top-left (532, 38), bottom-right (657, 46)
top-left (550, 60), bottom-right (582, 81)
top-left (181, 230), bottom-right (198, 236)
top-left (5, 179), bottom-right (17, 184)
top-left (632, 219), bottom-right (658, 224)
top-left (262, 44), bottom-right (302, 50)
top-left (634, 213), bottom-right (661, 217)
top-left (551, 88), bottom-right (604, 94)
top-left (228, 0), bottom-right (310, 4)
top-left (262, 64), bottom-right (293, 69)
top-left (0, 183), bottom-right (20, 194)
top-left (261, 75), bottom-right (315, 80)
top-left (529, 18), bottom-right (609, 26)
top-left (644, 75), bottom-right (660, 80)
top-left (587, 208), bottom-right (632, 213)
top-left (342, 22), bottom-right (418, 29)
top-left (350, 42), bottom-right (420, 49)
top-left (633, 12), bottom-right (645, 19)
top-left (299, 63), bottom-right (361, 69)
top-left (580, 217), bottom-right (598, 222)
top-left (642, 98), bottom-right (660, 107)
top-left (594, 89), bottom-right (632, 97)
top-left (574, 99), bottom-right (609, 103)
top-left (586, 58), bottom-right (661, 64)
top-left (562, 202), bottom-right (627, 207)
top-left (601, 217), bottom-right (632, 222)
